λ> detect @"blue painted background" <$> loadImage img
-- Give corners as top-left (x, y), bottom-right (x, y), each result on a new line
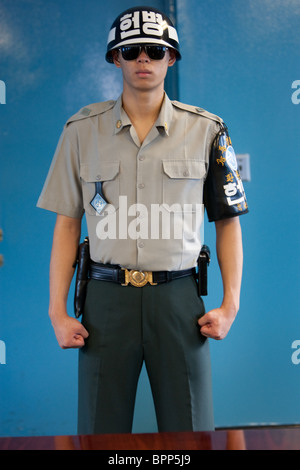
top-left (0, 0), bottom-right (299, 436)
top-left (176, 0), bottom-right (300, 427)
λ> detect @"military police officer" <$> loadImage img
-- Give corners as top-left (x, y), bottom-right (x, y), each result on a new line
top-left (38, 6), bottom-right (248, 434)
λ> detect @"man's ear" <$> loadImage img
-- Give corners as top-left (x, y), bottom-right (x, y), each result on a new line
top-left (112, 49), bottom-right (121, 68)
top-left (168, 49), bottom-right (177, 67)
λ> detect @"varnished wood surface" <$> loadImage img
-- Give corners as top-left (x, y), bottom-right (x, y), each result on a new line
top-left (0, 427), bottom-right (299, 450)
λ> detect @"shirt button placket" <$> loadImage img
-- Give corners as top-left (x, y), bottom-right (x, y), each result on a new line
top-left (136, 149), bottom-right (146, 195)
top-left (136, 150), bottom-right (146, 261)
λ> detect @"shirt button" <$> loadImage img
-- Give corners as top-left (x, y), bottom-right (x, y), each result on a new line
top-left (138, 183), bottom-right (145, 189)
top-left (138, 241), bottom-right (145, 248)
top-left (139, 155), bottom-right (145, 161)
top-left (183, 170), bottom-right (189, 177)
top-left (96, 174), bottom-right (101, 180)
top-left (116, 120), bottom-right (122, 129)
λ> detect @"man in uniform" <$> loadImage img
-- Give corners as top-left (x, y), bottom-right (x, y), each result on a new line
top-left (37, 6), bottom-right (248, 434)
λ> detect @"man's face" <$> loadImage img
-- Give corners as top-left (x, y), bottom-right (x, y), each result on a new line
top-left (112, 45), bottom-right (176, 93)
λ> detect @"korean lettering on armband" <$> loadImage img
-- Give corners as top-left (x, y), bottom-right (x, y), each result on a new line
top-left (204, 126), bottom-right (249, 222)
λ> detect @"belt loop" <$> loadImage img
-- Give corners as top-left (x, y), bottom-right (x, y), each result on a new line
top-left (166, 272), bottom-right (172, 283)
top-left (114, 268), bottom-right (122, 283)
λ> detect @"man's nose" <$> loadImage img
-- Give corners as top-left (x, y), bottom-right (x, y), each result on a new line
top-left (137, 48), bottom-right (150, 62)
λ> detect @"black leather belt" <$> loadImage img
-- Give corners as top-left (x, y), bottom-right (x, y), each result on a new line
top-left (89, 261), bottom-right (194, 287)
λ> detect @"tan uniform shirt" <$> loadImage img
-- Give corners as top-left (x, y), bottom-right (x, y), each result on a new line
top-left (37, 94), bottom-right (224, 271)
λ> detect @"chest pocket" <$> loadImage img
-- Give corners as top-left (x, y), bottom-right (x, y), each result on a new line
top-left (80, 161), bottom-right (120, 215)
top-left (162, 160), bottom-right (206, 212)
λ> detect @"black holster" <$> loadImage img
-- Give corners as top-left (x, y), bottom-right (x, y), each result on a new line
top-left (74, 237), bottom-right (90, 318)
top-left (196, 245), bottom-right (211, 297)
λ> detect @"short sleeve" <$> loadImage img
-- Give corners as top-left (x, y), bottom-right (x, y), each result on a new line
top-left (37, 124), bottom-right (84, 218)
top-left (204, 125), bottom-right (249, 222)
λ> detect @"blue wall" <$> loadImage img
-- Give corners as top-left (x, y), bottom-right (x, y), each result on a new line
top-left (176, 0), bottom-right (300, 427)
top-left (0, 0), bottom-right (299, 437)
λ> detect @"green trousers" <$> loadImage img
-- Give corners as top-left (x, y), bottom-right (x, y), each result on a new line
top-left (78, 275), bottom-right (214, 434)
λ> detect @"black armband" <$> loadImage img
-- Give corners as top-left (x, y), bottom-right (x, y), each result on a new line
top-left (204, 125), bottom-right (249, 222)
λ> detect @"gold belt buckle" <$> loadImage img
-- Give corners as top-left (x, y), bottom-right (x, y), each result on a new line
top-left (121, 269), bottom-right (158, 287)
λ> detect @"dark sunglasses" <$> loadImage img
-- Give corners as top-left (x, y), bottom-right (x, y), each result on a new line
top-left (119, 45), bottom-right (168, 61)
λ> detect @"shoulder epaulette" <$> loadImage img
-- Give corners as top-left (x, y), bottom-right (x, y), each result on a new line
top-left (66, 100), bottom-right (116, 126)
top-left (171, 100), bottom-right (224, 126)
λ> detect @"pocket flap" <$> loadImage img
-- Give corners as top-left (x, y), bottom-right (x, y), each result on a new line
top-left (80, 161), bottom-right (120, 182)
top-left (163, 160), bottom-right (206, 179)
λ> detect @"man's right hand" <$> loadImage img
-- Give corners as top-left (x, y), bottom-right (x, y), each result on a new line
top-left (51, 314), bottom-right (89, 349)
top-left (48, 215), bottom-right (88, 349)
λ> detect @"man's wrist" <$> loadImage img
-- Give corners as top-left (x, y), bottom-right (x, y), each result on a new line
top-left (221, 298), bottom-right (239, 319)
top-left (49, 302), bottom-right (69, 322)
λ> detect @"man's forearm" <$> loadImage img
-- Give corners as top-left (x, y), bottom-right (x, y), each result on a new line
top-left (49, 214), bottom-right (81, 319)
top-left (48, 215), bottom-right (89, 349)
top-left (198, 217), bottom-right (244, 340)
top-left (215, 217), bottom-right (243, 316)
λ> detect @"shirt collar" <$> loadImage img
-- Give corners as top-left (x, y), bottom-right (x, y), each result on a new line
top-left (154, 92), bottom-right (173, 136)
top-left (113, 93), bottom-right (173, 136)
top-left (113, 95), bottom-right (131, 135)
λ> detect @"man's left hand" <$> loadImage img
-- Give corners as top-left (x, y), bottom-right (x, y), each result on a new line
top-left (198, 306), bottom-right (236, 340)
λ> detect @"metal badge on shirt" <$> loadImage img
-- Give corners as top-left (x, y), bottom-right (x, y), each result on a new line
top-left (90, 182), bottom-right (108, 214)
